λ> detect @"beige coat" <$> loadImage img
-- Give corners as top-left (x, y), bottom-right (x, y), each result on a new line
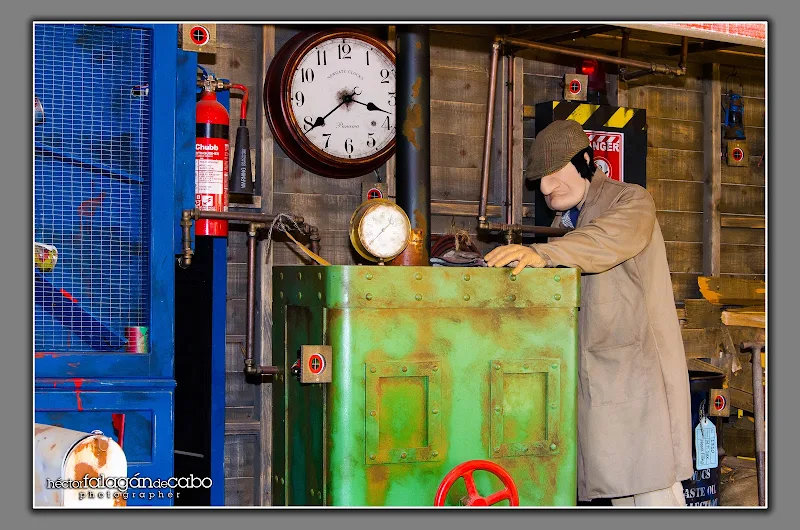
top-left (531, 170), bottom-right (693, 501)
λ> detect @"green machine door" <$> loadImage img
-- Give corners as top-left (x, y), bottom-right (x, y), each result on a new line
top-left (273, 266), bottom-right (579, 506)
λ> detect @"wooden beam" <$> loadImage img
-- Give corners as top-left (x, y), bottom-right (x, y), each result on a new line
top-left (698, 276), bottom-right (766, 306)
top-left (722, 307), bottom-right (765, 328)
top-left (254, 23), bottom-right (276, 508)
top-left (684, 299), bottom-right (723, 328)
top-left (721, 215), bottom-right (765, 229)
top-left (703, 63), bottom-right (722, 276)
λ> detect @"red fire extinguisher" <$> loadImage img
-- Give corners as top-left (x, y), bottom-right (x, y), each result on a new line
top-left (195, 82), bottom-right (230, 237)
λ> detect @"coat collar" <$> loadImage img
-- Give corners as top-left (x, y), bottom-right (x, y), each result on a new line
top-left (584, 168), bottom-right (610, 210)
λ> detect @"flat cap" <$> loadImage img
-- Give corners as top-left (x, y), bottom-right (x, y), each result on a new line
top-left (526, 119), bottom-right (590, 180)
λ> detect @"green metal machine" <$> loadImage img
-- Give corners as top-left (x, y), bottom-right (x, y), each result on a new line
top-left (271, 265), bottom-right (580, 506)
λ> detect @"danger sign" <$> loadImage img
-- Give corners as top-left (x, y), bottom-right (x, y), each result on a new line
top-left (308, 353), bottom-right (325, 375)
top-left (568, 79), bottom-right (583, 95)
top-left (367, 188), bottom-right (383, 200)
top-left (732, 147), bottom-right (744, 162)
top-left (586, 130), bottom-right (624, 182)
top-left (714, 395), bottom-right (726, 411)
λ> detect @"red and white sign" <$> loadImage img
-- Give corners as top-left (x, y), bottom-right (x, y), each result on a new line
top-left (586, 130), bottom-right (624, 182)
top-left (308, 353), bottom-right (325, 375)
top-left (190, 25), bottom-right (210, 46)
top-left (714, 394), bottom-right (727, 412)
top-left (568, 79), bottom-right (583, 95)
top-left (367, 187), bottom-right (383, 200)
top-left (732, 147), bottom-right (744, 162)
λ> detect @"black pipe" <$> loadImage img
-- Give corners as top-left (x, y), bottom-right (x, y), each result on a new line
top-left (395, 25), bottom-right (431, 263)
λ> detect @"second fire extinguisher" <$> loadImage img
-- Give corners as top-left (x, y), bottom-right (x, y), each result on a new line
top-left (195, 76), bottom-right (230, 237)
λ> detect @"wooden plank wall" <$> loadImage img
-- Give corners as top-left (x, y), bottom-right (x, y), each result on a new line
top-left (626, 63), bottom-right (765, 302)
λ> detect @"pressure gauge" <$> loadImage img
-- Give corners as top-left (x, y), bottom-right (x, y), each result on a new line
top-left (349, 199), bottom-right (411, 263)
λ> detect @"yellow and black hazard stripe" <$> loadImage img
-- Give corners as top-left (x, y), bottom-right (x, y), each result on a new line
top-left (549, 101), bottom-right (646, 132)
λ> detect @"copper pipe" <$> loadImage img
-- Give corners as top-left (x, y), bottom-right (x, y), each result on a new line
top-left (499, 36), bottom-right (685, 76)
top-left (190, 208), bottom-right (304, 225)
top-left (484, 221), bottom-right (572, 237)
top-left (178, 210), bottom-right (194, 269)
top-left (678, 36), bottom-right (689, 70)
top-left (479, 42), bottom-right (501, 222)
top-left (505, 54), bottom-right (514, 227)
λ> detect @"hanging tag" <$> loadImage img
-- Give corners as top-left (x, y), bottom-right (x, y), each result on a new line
top-left (695, 417), bottom-right (718, 470)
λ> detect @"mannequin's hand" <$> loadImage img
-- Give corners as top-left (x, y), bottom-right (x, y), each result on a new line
top-left (485, 245), bottom-right (547, 275)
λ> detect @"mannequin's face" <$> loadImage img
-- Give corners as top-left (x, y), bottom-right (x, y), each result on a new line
top-left (539, 153), bottom-right (591, 211)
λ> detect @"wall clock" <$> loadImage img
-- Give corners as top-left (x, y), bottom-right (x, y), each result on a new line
top-left (264, 29), bottom-right (397, 178)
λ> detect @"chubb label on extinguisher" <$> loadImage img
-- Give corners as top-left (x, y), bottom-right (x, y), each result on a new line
top-left (195, 139), bottom-right (229, 210)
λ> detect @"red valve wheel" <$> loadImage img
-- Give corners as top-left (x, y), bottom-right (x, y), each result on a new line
top-left (434, 460), bottom-right (520, 507)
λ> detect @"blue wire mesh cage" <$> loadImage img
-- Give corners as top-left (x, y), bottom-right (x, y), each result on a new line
top-left (34, 24), bottom-right (152, 353)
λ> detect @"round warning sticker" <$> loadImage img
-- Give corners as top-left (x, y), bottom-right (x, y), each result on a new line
top-left (569, 79), bottom-right (583, 95)
top-left (190, 25), bottom-right (210, 46)
top-left (308, 353), bottom-right (325, 375)
top-left (714, 394), bottom-right (727, 411)
top-left (367, 188), bottom-right (383, 200)
top-left (732, 147), bottom-right (744, 162)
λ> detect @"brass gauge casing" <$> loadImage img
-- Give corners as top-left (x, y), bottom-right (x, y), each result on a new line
top-left (349, 199), bottom-right (411, 263)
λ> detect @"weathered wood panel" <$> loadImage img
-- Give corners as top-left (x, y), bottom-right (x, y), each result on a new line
top-left (665, 242), bottom-right (703, 274)
top-left (273, 229), bottom-right (360, 266)
top-left (721, 244), bottom-right (766, 275)
top-left (719, 65), bottom-right (766, 98)
top-left (722, 157), bottom-right (766, 186)
top-left (721, 226), bottom-right (765, 246)
top-left (226, 298), bottom-right (247, 335)
top-left (225, 477), bottom-right (255, 506)
top-left (430, 66), bottom-right (489, 104)
top-left (742, 127), bottom-right (765, 157)
top-left (682, 327), bottom-right (723, 358)
top-left (431, 166), bottom-right (483, 202)
top-left (648, 179), bottom-right (703, 212)
top-left (720, 185), bottom-right (765, 216)
top-left (227, 231), bottom-right (249, 262)
top-left (226, 338), bottom-right (246, 372)
top-left (647, 148), bottom-right (704, 182)
top-left (226, 406), bottom-right (256, 424)
top-left (627, 86), bottom-right (703, 121)
top-left (672, 272), bottom-right (702, 302)
top-left (226, 372), bottom-right (255, 407)
top-left (703, 63), bottom-right (722, 277)
top-left (522, 73), bottom-right (564, 107)
top-left (274, 157), bottom-right (372, 196)
top-left (657, 211), bottom-right (702, 242)
top-left (227, 263), bottom-right (248, 300)
top-left (646, 118), bottom-right (703, 151)
top-left (431, 133), bottom-right (485, 169)
top-left (224, 434), bottom-right (257, 479)
top-left (273, 192), bottom-right (362, 227)
top-left (431, 100), bottom-right (486, 136)
top-left (430, 31), bottom-right (491, 72)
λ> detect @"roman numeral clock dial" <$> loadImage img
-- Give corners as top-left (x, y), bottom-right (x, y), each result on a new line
top-left (264, 30), bottom-right (397, 178)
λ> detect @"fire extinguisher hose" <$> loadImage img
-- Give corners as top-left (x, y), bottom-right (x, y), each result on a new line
top-left (229, 84), bottom-right (249, 124)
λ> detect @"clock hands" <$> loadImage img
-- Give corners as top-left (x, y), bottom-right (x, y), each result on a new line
top-left (304, 88), bottom-right (360, 134)
top-left (351, 99), bottom-right (391, 114)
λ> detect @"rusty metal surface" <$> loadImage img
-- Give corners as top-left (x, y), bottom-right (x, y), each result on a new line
top-left (273, 266), bottom-right (579, 506)
top-left (34, 424), bottom-right (127, 507)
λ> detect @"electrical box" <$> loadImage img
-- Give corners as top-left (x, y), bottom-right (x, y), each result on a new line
top-left (532, 102), bottom-right (647, 233)
top-left (563, 74), bottom-right (588, 102)
top-left (726, 140), bottom-right (749, 167)
top-left (272, 266), bottom-right (580, 506)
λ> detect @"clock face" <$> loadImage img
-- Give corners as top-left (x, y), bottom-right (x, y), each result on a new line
top-left (287, 36), bottom-right (396, 162)
top-left (358, 202), bottom-right (410, 260)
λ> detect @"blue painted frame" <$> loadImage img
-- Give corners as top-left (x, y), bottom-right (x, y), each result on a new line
top-left (35, 24), bottom-right (188, 380)
top-left (35, 378), bottom-right (176, 507)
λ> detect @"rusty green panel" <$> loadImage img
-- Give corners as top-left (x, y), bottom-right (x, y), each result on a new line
top-left (273, 266), bottom-right (579, 507)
